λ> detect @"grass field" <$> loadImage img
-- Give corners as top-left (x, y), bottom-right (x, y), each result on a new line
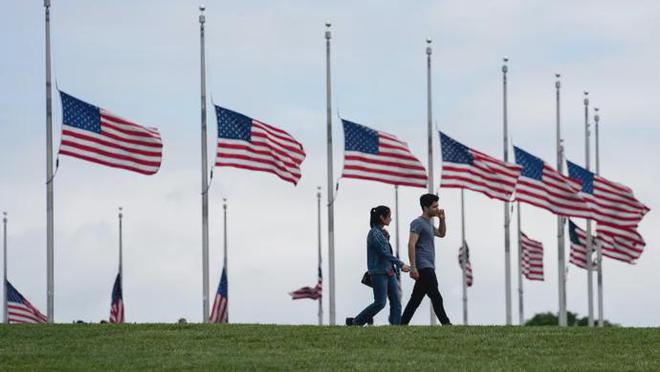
top-left (1, 324), bottom-right (659, 370)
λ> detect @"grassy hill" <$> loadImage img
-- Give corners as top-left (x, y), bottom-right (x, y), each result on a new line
top-left (1, 324), bottom-right (659, 370)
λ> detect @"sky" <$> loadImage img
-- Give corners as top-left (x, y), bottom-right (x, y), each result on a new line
top-left (0, 0), bottom-right (658, 326)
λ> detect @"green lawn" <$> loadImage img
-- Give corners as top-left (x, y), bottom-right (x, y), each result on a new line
top-left (0, 324), bottom-right (658, 370)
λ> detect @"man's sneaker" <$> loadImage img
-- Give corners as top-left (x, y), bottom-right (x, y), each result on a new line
top-left (345, 317), bottom-right (355, 326)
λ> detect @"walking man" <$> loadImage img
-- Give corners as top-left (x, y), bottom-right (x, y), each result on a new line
top-left (401, 193), bottom-right (452, 325)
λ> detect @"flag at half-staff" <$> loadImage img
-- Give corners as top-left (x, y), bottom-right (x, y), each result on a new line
top-left (109, 273), bottom-right (124, 323)
top-left (340, 119), bottom-right (427, 188)
top-left (58, 91), bottom-right (163, 175)
top-left (214, 106), bottom-right (306, 185)
top-left (209, 265), bottom-right (228, 323)
top-left (458, 243), bottom-right (473, 287)
top-left (567, 161), bottom-right (649, 262)
top-left (513, 147), bottom-right (589, 218)
top-left (439, 131), bottom-right (521, 201)
top-left (568, 220), bottom-right (599, 270)
top-left (5, 280), bottom-right (47, 324)
top-left (520, 233), bottom-right (544, 281)
top-left (290, 266), bottom-right (323, 300)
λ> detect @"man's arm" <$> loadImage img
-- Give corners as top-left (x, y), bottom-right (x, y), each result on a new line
top-left (408, 232), bottom-right (420, 279)
top-left (434, 209), bottom-right (447, 238)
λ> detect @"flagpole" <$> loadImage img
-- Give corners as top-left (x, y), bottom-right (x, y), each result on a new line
top-left (594, 107), bottom-right (603, 327)
top-left (118, 207), bottom-right (123, 306)
top-left (517, 202), bottom-right (524, 325)
top-left (555, 74), bottom-right (568, 327)
top-left (394, 186), bottom-right (400, 263)
top-left (426, 38), bottom-right (436, 325)
top-left (44, 0), bottom-right (55, 324)
top-left (502, 57), bottom-right (512, 325)
top-left (199, 5), bottom-right (210, 323)
top-left (223, 198), bottom-right (228, 323)
top-left (324, 22), bottom-right (336, 326)
top-left (584, 91), bottom-right (594, 327)
top-left (316, 187), bottom-right (323, 326)
top-left (3, 212), bottom-right (7, 324)
top-left (461, 190), bottom-right (467, 325)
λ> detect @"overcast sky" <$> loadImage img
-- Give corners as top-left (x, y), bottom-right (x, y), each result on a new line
top-left (1, 0), bottom-right (658, 326)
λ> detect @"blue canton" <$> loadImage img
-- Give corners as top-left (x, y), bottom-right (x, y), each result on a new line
top-left (568, 219), bottom-right (580, 244)
top-left (217, 266), bottom-right (228, 298)
top-left (216, 106), bottom-right (252, 141)
top-left (342, 119), bottom-right (379, 154)
top-left (567, 161), bottom-right (594, 194)
top-left (60, 91), bottom-right (101, 133)
top-left (439, 131), bottom-right (474, 164)
top-left (514, 146), bottom-right (544, 181)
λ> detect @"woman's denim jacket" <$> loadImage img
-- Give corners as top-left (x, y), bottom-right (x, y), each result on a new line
top-left (367, 226), bottom-right (403, 275)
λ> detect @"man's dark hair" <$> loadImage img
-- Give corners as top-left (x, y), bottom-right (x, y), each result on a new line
top-left (420, 193), bottom-right (439, 210)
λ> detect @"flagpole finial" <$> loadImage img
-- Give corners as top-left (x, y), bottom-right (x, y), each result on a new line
top-left (325, 22), bottom-right (332, 39)
top-left (426, 38), bottom-right (432, 55)
top-left (2, 211), bottom-right (6, 221)
top-left (502, 57), bottom-right (509, 73)
top-left (584, 91), bottom-right (589, 105)
top-left (594, 107), bottom-right (600, 122)
top-left (223, 198), bottom-right (227, 210)
top-left (44, 0), bottom-right (51, 7)
top-left (555, 73), bottom-right (561, 88)
top-left (325, 21), bottom-right (331, 28)
top-left (199, 5), bottom-right (206, 24)
top-left (118, 206), bottom-right (123, 216)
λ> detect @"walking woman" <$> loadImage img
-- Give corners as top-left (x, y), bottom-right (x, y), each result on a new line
top-left (347, 206), bottom-right (410, 326)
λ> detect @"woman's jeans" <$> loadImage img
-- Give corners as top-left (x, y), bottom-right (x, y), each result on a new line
top-left (354, 273), bottom-right (401, 325)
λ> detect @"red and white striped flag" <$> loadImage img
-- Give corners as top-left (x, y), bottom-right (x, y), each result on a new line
top-left (6, 280), bottom-right (47, 324)
top-left (290, 266), bottom-right (323, 300)
top-left (440, 132), bottom-right (521, 201)
top-left (209, 265), bottom-right (228, 323)
top-left (568, 161), bottom-right (649, 262)
top-left (513, 147), bottom-right (589, 218)
top-left (59, 91), bottom-right (163, 175)
top-left (520, 233), bottom-right (544, 281)
top-left (458, 243), bottom-right (473, 287)
top-left (340, 119), bottom-right (427, 188)
top-left (215, 106), bottom-right (306, 186)
top-left (109, 273), bottom-right (124, 324)
top-left (568, 220), bottom-right (599, 270)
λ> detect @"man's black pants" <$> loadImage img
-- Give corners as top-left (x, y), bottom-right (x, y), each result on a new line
top-left (401, 268), bottom-right (451, 325)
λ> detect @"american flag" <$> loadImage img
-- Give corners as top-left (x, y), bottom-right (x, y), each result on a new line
top-left (215, 106), bottom-right (306, 186)
top-left (568, 220), bottom-right (599, 270)
top-left (513, 147), bottom-right (589, 218)
top-left (59, 91), bottom-right (163, 175)
top-left (109, 273), bottom-right (124, 324)
top-left (289, 266), bottom-right (323, 300)
top-left (567, 161), bottom-right (649, 252)
top-left (5, 280), bottom-right (47, 324)
top-left (209, 265), bottom-right (228, 323)
top-left (596, 228), bottom-right (645, 264)
top-left (458, 243), bottom-right (473, 287)
top-left (440, 132), bottom-right (521, 201)
top-left (520, 233), bottom-right (544, 281)
top-left (340, 119), bottom-right (427, 188)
